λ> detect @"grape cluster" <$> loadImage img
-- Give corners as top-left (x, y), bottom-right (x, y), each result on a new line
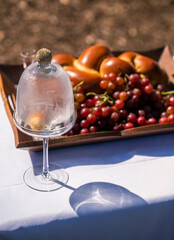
top-left (159, 95), bottom-right (174, 123)
top-left (67, 72), bottom-right (174, 135)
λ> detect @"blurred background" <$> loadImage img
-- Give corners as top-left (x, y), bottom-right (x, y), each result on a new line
top-left (0, 0), bottom-right (174, 64)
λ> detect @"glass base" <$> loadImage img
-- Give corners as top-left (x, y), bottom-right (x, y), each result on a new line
top-left (23, 164), bottom-right (69, 192)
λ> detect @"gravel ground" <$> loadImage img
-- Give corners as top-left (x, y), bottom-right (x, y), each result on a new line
top-left (0, 0), bottom-right (174, 64)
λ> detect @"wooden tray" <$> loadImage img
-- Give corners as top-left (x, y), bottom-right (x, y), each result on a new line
top-left (1, 46), bottom-right (174, 151)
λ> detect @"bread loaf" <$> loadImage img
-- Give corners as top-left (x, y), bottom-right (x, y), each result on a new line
top-left (53, 45), bottom-right (168, 91)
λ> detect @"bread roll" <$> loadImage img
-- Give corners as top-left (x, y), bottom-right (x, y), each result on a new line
top-left (53, 45), bottom-right (168, 91)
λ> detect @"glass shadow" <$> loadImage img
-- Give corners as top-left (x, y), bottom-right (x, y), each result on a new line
top-left (69, 182), bottom-right (147, 216)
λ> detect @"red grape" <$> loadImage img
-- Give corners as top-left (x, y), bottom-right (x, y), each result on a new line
top-left (108, 72), bottom-right (116, 81)
top-left (159, 117), bottom-right (168, 124)
top-left (100, 80), bottom-right (108, 89)
top-left (129, 74), bottom-right (139, 83)
top-left (115, 99), bottom-right (125, 109)
top-left (144, 84), bottom-right (153, 94)
top-left (127, 90), bottom-right (133, 98)
top-left (137, 116), bottom-right (146, 126)
top-left (95, 100), bottom-right (106, 107)
top-left (161, 112), bottom-right (168, 118)
top-left (73, 123), bottom-right (81, 132)
top-left (168, 114), bottom-right (174, 123)
top-left (76, 86), bottom-right (84, 93)
top-left (81, 108), bottom-right (90, 118)
top-left (156, 91), bottom-right (162, 101)
top-left (111, 112), bottom-right (120, 121)
top-left (93, 107), bottom-right (102, 116)
top-left (127, 113), bottom-right (137, 123)
top-left (138, 109), bottom-right (146, 117)
top-left (87, 113), bottom-right (96, 124)
top-left (81, 103), bottom-right (86, 108)
top-left (167, 106), bottom-right (174, 115)
top-left (113, 91), bottom-right (120, 99)
top-left (73, 71), bottom-right (174, 136)
top-left (132, 95), bottom-right (139, 103)
top-left (107, 81), bottom-right (116, 91)
top-left (124, 122), bottom-right (134, 129)
top-left (101, 106), bottom-right (111, 117)
top-left (80, 119), bottom-right (90, 128)
top-left (147, 118), bottom-right (157, 125)
top-left (89, 125), bottom-right (99, 133)
top-left (75, 93), bottom-right (85, 103)
top-left (116, 76), bottom-right (124, 85)
top-left (67, 130), bottom-right (75, 136)
top-left (102, 73), bottom-right (109, 80)
top-left (128, 81), bottom-right (135, 89)
top-left (157, 84), bottom-right (165, 92)
top-left (110, 105), bottom-right (118, 113)
top-left (93, 95), bottom-right (99, 102)
top-left (140, 78), bottom-right (150, 86)
top-left (80, 128), bottom-right (89, 134)
top-left (119, 91), bottom-right (128, 101)
top-left (74, 102), bottom-right (81, 110)
top-left (119, 109), bottom-right (128, 119)
top-left (113, 124), bottom-right (122, 131)
top-left (85, 99), bottom-right (95, 108)
top-left (150, 92), bottom-right (159, 102)
top-left (168, 96), bottom-right (174, 106)
top-left (133, 88), bottom-right (142, 96)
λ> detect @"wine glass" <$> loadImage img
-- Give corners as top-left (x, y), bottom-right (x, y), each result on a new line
top-left (14, 48), bottom-right (76, 192)
top-left (20, 49), bottom-right (37, 69)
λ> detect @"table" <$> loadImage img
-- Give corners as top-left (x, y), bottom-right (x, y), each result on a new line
top-left (0, 95), bottom-right (174, 240)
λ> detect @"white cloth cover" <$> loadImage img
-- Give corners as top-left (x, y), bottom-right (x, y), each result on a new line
top-left (0, 95), bottom-right (174, 240)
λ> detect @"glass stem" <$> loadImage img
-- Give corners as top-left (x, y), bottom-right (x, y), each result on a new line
top-left (42, 137), bottom-right (49, 178)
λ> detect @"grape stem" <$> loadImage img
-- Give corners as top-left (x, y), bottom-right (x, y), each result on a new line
top-left (73, 81), bottom-right (85, 93)
top-left (161, 91), bottom-right (174, 96)
top-left (87, 91), bottom-right (114, 106)
top-left (86, 92), bottom-right (97, 96)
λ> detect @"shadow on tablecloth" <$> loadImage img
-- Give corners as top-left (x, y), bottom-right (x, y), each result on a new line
top-left (1, 198), bottom-right (174, 240)
top-left (29, 132), bottom-right (174, 170)
top-left (69, 181), bottom-right (147, 216)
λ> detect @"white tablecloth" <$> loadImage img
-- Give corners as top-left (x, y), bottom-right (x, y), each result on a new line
top-left (0, 95), bottom-right (174, 240)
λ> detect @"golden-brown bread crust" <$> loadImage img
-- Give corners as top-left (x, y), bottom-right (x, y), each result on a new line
top-left (64, 65), bottom-right (101, 91)
top-left (118, 51), bottom-right (137, 66)
top-left (100, 57), bottom-right (134, 77)
top-left (119, 51), bottom-right (157, 72)
top-left (134, 55), bottom-right (156, 73)
top-left (77, 44), bottom-right (113, 70)
top-left (53, 45), bottom-right (112, 91)
top-left (52, 54), bottom-right (75, 66)
top-left (53, 45), bottom-right (168, 91)
top-left (119, 51), bottom-right (168, 86)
